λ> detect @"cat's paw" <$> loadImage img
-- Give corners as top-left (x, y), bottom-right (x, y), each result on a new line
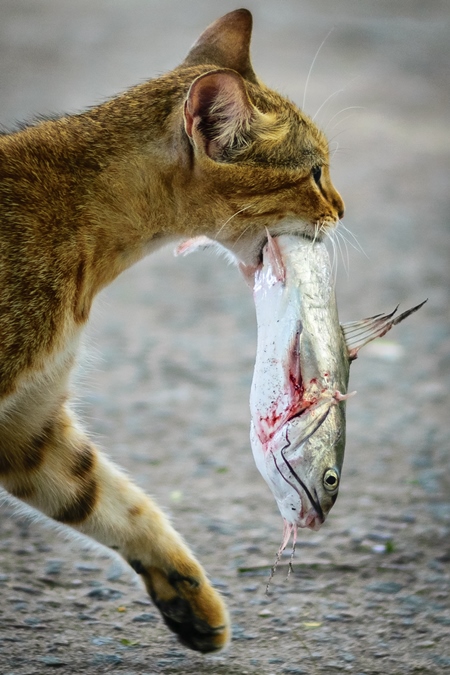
top-left (135, 563), bottom-right (230, 653)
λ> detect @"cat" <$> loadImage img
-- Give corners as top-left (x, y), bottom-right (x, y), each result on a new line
top-left (0, 9), bottom-right (344, 653)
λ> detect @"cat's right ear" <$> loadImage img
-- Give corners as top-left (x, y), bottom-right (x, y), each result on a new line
top-left (182, 9), bottom-right (257, 84)
top-left (184, 70), bottom-right (254, 161)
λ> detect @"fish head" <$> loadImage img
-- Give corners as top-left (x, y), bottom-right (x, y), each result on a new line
top-left (253, 401), bottom-right (345, 531)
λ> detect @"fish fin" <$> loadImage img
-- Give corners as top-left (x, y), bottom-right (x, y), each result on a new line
top-left (284, 399), bottom-right (332, 452)
top-left (174, 236), bottom-right (215, 256)
top-left (266, 229), bottom-right (286, 283)
top-left (333, 389), bottom-right (356, 402)
top-left (341, 300), bottom-right (427, 359)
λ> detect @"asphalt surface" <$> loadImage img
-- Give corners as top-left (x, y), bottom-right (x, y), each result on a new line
top-left (0, 1), bottom-right (449, 674)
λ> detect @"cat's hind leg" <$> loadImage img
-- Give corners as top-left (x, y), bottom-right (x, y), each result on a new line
top-left (0, 403), bottom-right (230, 653)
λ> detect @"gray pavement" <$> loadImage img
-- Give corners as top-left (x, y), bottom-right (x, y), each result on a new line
top-left (0, 1), bottom-right (449, 673)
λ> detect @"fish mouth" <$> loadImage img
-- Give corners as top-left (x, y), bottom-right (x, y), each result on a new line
top-left (270, 403), bottom-right (334, 530)
top-left (272, 449), bottom-right (325, 530)
top-left (281, 451), bottom-right (325, 525)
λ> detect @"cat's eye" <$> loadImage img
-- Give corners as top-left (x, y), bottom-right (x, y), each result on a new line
top-left (312, 166), bottom-right (322, 184)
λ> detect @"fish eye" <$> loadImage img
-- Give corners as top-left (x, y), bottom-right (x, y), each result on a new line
top-left (323, 468), bottom-right (339, 492)
top-left (312, 166), bottom-right (322, 184)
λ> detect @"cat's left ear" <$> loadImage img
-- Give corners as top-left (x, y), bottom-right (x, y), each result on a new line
top-left (184, 69), bottom-right (254, 161)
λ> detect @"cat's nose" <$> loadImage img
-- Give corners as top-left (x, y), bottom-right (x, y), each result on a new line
top-left (338, 206), bottom-right (344, 220)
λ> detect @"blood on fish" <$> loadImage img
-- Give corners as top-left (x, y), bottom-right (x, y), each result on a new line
top-left (257, 410), bottom-right (284, 445)
top-left (256, 391), bottom-right (322, 450)
top-left (289, 372), bottom-right (302, 393)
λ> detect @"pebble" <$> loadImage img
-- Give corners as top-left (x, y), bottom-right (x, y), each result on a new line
top-left (342, 653), bottom-right (355, 662)
top-left (75, 563), bottom-right (101, 572)
top-left (365, 581), bottom-right (403, 594)
top-left (92, 654), bottom-right (123, 666)
top-left (45, 560), bottom-right (64, 576)
top-left (12, 602), bottom-right (28, 611)
top-left (38, 656), bottom-right (67, 667)
top-left (372, 544), bottom-right (387, 553)
top-left (324, 614), bottom-right (346, 622)
top-left (397, 594), bottom-right (427, 611)
top-left (86, 587), bottom-right (123, 600)
top-left (270, 617), bottom-right (285, 625)
top-left (163, 650), bottom-right (185, 659)
top-left (24, 617), bottom-right (43, 625)
top-left (433, 656), bottom-right (450, 667)
top-left (367, 531), bottom-right (394, 542)
top-left (401, 618), bottom-right (415, 626)
top-left (232, 624), bottom-right (257, 640)
top-left (91, 636), bottom-right (114, 646)
top-left (131, 612), bottom-right (157, 623)
top-left (12, 585), bottom-right (42, 595)
top-left (78, 613), bottom-right (99, 622)
top-left (323, 661), bottom-right (345, 670)
top-left (133, 598), bottom-right (152, 606)
top-left (248, 597), bottom-right (270, 606)
top-left (282, 667), bottom-right (308, 674)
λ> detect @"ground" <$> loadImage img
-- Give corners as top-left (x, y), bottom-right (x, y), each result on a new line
top-left (0, 1), bottom-right (449, 674)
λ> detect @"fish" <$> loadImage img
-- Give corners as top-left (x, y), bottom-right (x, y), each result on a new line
top-left (174, 233), bottom-right (425, 556)
top-left (249, 233), bottom-right (426, 557)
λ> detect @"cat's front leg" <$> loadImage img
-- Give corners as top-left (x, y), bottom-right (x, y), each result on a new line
top-left (0, 403), bottom-right (229, 653)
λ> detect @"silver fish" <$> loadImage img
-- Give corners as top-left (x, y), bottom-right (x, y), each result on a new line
top-left (250, 233), bottom-right (425, 553)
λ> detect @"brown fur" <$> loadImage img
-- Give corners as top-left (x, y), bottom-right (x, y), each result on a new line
top-left (0, 9), bottom-right (343, 652)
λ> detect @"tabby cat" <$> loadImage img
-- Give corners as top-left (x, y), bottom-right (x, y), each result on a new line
top-left (0, 9), bottom-right (344, 652)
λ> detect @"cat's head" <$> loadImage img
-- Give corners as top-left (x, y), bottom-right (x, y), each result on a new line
top-left (178, 9), bottom-right (344, 266)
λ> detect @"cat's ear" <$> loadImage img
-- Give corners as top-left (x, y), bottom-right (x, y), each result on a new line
top-left (183, 9), bottom-right (257, 84)
top-left (184, 69), bottom-right (254, 161)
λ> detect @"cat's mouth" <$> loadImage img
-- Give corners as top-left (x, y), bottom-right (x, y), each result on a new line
top-left (230, 220), bottom-right (331, 268)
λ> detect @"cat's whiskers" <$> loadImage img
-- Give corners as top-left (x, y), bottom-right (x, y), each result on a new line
top-left (338, 221), bottom-right (369, 259)
top-left (302, 27), bottom-right (335, 112)
top-left (327, 127), bottom-right (354, 146)
top-left (336, 228), bottom-right (350, 276)
top-left (324, 106), bottom-right (364, 134)
top-left (214, 204), bottom-right (253, 240)
top-left (231, 220), bottom-right (261, 255)
top-left (312, 223), bottom-right (319, 246)
top-left (326, 220), bottom-right (369, 283)
top-left (313, 88), bottom-right (344, 122)
top-left (329, 141), bottom-right (340, 160)
top-left (326, 228), bottom-right (339, 284)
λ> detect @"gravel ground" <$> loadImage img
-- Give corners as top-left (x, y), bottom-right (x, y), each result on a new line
top-left (0, 1), bottom-right (449, 674)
